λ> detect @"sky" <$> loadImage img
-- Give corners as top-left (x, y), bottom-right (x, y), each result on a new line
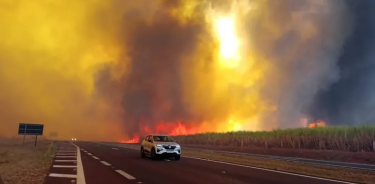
top-left (0, 0), bottom-right (372, 141)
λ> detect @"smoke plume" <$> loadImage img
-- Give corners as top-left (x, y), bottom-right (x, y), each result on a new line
top-left (0, 0), bottom-right (359, 141)
top-left (309, 0), bottom-right (375, 126)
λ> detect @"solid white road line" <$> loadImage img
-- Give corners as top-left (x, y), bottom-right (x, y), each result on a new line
top-left (70, 142), bottom-right (86, 184)
top-left (53, 165), bottom-right (77, 168)
top-left (49, 173), bottom-right (77, 178)
top-left (184, 156), bottom-right (357, 184)
top-left (115, 170), bottom-right (136, 180)
top-left (92, 156), bottom-right (99, 160)
top-left (101, 161), bottom-right (111, 166)
top-left (56, 156), bottom-right (77, 158)
top-left (55, 160), bottom-right (77, 162)
top-left (112, 148), bottom-right (119, 150)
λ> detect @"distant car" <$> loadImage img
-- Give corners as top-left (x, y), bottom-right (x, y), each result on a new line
top-left (140, 134), bottom-right (181, 160)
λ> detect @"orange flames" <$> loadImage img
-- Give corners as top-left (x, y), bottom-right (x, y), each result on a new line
top-left (308, 119), bottom-right (327, 128)
top-left (146, 121), bottom-right (201, 136)
top-left (121, 135), bottom-right (139, 143)
top-left (121, 121), bottom-right (205, 143)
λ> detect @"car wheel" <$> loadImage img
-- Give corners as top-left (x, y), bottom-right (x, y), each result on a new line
top-left (141, 147), bottom-right (145, 158)
top-left (151, 148), bottom-right (157, 159)
top-left (175, 155), bottom-right (180, 160)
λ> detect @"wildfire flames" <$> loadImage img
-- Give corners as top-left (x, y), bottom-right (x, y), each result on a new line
top-left (308, 120), bottom-right (327, 128)
top-left (121, 136), bottom-right (140, 143)
top-left (121, 122), bottom-right (202, 143)
top-left (0, 0), bottom-right (347, 141)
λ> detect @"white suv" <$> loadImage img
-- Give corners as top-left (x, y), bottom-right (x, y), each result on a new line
top-left (140, 134), bottom-right (181, 160)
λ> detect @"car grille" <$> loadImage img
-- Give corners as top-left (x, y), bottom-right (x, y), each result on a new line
top-left (162, 145), bottom-right (176, 149)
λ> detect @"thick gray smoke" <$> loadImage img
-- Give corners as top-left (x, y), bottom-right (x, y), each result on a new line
top-left (309, 0), bottom-right (375, 126)
top-left (245, 0), bottom-right (353, 128)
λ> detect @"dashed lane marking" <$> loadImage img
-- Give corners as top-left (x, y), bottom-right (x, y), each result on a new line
top-left (92, 156), bottom-right (99, 160)
top-left (164, 159), bottom-right (171, 161)
top-left (115, 170), bottom-right (136, 180)
top-left (100, 161), bottom-right (111, 166)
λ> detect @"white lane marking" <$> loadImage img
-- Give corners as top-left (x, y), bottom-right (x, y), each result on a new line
top-left (184, 156), bottom-right (357, 184)
top-left (57, 153), bottom-right (76, 155)
top-left (70, 142), bottom-right (86, 184)
top-left (49, 173), bottom-right (77, 178)
top-left (53, 165), bottom-right (77, 168)
top-left (101, 161), bottom-right (111, 166)
top-left (55, 160), bottom-right (77, 162)
top-left (87, 153), bottom-right (92, 156)
top-left (56, 156), bottom-right (77, 158)
top-left (115, 170), bottom-right (136, 180)
top-left (164, 159), bottom-right (170, 161)
top-left (92, 156), bottom-right (99, 160)
top-left (112, 148), bottom-right (119, 150)
top-left (81, 149), bottom-right (84, 151)
top-left (58, 151), bottom-right (76, 153)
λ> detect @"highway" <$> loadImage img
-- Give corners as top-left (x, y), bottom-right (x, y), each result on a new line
top-left (44, 141), bottom-right (357, 184)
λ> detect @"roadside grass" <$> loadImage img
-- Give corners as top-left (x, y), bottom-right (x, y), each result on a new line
top-left (0, 138), bottom-right (56, 184)
top-left (183, 149), bottom-right (375, 184)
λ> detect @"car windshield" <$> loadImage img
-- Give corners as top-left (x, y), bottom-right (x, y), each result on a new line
top-left (153, 136), bottom-right (174, 142)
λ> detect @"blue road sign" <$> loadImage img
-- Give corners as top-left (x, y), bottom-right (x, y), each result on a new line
top-left (18, 123), bottom-right (44, 135)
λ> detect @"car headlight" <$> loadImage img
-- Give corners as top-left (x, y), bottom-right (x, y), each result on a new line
top-left (156, 144), bottom-right (163, 147)
top-left (175, 145), bottom-right (180, 148)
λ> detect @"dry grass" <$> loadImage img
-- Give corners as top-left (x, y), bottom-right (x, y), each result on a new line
top-left (0, 137), bottom-right (56, 184)
top-left (183, 149), bottom-right (375, 184)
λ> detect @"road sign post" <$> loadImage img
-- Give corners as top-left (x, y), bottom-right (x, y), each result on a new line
top-left (18, 123), bottom-right (44, 147)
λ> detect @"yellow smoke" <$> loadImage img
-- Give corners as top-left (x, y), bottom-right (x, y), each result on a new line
top-left (0, 0), bottom-right (348, 140)
top-left (0, 0), bottom-right (126, 140)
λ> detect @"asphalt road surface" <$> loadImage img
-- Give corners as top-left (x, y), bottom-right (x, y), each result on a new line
top-left (44, 141), bottom-right (358, 184)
